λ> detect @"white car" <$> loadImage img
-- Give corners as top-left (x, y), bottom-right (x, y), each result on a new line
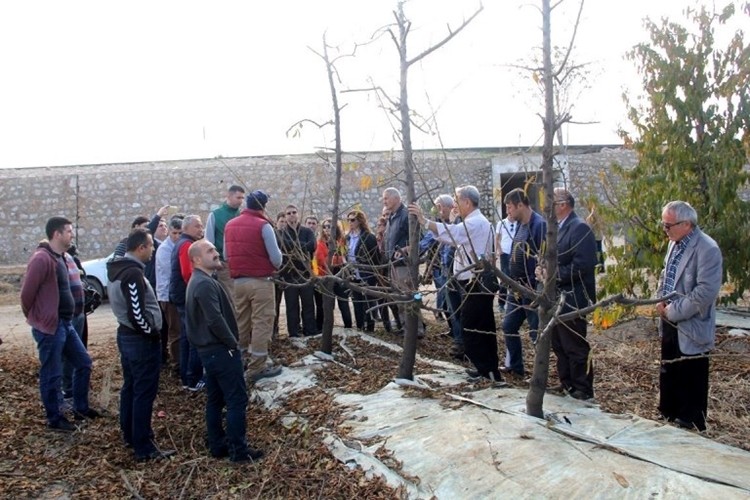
top-left (81, 253), bottom-right (113, 299)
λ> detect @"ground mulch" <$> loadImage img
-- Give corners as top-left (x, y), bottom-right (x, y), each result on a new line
top-left (0, 308), bottom-right (748, 498)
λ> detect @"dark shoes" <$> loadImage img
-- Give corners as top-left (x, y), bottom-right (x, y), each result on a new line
top-left (450, 345), bottom-right (465, 360)
top-left (569, 390), bottom-right (593, 401)
top-left (135, 449), bottom-right (176, 463)
top-left (499, 366), bottom-right (524, 377)
top-left (232, 447), bottom-right (265, 464)
top-left (48, 417), bottom-right (77, 433)
top-left (546, 384), bottom-right (570, 395)
top-left (73, 408), bottom-right (104, 421)
top-left (465, 368), bottom-right (507, 387)
top-left (673, 418), bottom-right (705, 431)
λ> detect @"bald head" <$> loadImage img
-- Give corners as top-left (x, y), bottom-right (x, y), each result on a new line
top-left (189, 239), bottom-right (222, 273)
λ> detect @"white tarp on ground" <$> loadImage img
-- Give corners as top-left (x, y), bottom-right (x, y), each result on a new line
top-left (254, 329), bottom-right (750, 499)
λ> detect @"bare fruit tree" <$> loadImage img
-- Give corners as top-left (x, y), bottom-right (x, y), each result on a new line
top-left (388, 0), bottom-right (484, 380)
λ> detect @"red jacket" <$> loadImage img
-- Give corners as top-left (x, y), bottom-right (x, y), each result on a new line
top-left (225, 209), bottom-right (276, 278)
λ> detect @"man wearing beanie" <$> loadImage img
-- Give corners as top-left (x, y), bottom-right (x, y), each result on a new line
top-left (224, 191), bottom-right (284, 382)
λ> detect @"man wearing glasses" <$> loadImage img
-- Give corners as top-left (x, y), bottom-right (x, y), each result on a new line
top-left (544, 188), bottom-right (598, 400)
top-left (655, 201), bottom-right (722, 431)
top-left (279, 204), bottom-right (317, 337)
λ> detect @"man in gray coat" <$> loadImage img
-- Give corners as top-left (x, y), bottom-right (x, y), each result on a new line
top-left (656, 201), bottom-right (722, 431)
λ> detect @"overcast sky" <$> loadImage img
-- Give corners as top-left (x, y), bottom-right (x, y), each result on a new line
top-left (0, 0), bottom-right (734, 169)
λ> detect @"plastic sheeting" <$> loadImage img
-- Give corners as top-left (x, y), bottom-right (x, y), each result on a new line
top-left (252, 330), bottom-right (750, 499)
top-left (335, 382), bottom-right (750, 498)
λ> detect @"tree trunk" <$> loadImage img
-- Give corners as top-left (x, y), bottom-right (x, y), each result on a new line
top-left (320, 36), bottom-right (344, 355)
top-left (395, 1), bottom-right (420, 380)
top-left (526, 0), bottom-right (560, 419)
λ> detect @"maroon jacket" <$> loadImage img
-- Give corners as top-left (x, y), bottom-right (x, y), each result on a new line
top-left (21, 243), bottom-right (63, 335)
top-left (225, 208), bottom-right (276, 278)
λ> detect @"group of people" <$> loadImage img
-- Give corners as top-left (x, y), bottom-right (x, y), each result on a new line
top-left (19, 182), bottom-right (722, 465)
top-left (409, 187), bottom-right (721, 433)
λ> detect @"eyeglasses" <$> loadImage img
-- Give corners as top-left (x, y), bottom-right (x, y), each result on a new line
top-left (322, 224), bottom-right (331, 229)
top-left (348, 218), bottom-right (357, 222)
top-left (286, 210), bottom-right (297, 215)
top-left (661, 220), bottom-right (686, 230)
top-left (553, 201), bottom-right (567, 206)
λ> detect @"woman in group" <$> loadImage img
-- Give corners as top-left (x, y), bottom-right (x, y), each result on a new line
top-left (313, 219), bottom-right (353, 329)
top-left (346, 210), bottom-right (381, 332)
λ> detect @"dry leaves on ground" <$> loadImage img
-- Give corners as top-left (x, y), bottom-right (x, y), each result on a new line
top-left (0, 312), bottom-right (748, 498)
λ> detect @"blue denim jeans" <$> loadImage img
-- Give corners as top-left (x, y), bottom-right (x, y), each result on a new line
top-left (502, 293), bottom-right (539, 375)
top-left (176, 305), bottom-right (203, 387)
top-left (117, 327), bottom-right (161, 457)
top-left (32, 320), bottom-right (92, 425)
top-left (62, 313), bottom-right (86, 398)
top-left (433, 273), bottom-right (447, 311)
top-left (199, 347), bottom-right (250, 460)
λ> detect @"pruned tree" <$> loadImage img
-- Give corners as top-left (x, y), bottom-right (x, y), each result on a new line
top-left (388, 0), bottom-right (484, 380)
top-left (286, 34), bottom-right (359, 354)
top-left (524, 0), bottom-right (574, 419)
top-left (600, 1), bottom-right (750, 303)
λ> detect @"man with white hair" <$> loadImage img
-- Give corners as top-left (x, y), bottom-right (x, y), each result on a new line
top-left (410, 186), bottom-right (505, 384)
top-left (419, 194), bottom-right (463, 357)
top-left (656, 200), bottom-right (722, 431)
top-left (170, 214), bottom-right (206, 391)
top-left (382, 187), bottom-right (425, 337)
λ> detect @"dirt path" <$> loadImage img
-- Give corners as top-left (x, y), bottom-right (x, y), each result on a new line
top-left (0, 303), bottom-right (118, 351)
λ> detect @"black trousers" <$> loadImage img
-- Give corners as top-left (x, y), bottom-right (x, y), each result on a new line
top-left (659, 320), bottom-right (709, 430)
top-left (314, 282), bottom-right (353, 330)
top-left (284, 283), bottom-right (316, 337)
top-left (351, 275), bottom-right (377, 330)
top-left (550, 317), bottom-right (593, 396)
top-left (460, 280), bottom-right (498, 376)
top-left (314, 287), bottom-right (324, 331)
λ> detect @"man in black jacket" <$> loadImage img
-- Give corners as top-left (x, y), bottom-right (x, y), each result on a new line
top-left (543, 188), bottom-right (597, 400)
top-left (382, 187), bottom-right (425, 336)
top-left (279, 204), bottom-right (317, 337)
top-left (107, 228), bottom-right (175, 462)
top-left (186, 240), bottom-right (264, 463)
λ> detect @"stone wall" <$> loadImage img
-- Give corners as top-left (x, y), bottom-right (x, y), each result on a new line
top-left (0, 147), bottom-right (636, 265)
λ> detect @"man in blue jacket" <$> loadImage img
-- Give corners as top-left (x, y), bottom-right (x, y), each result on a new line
top-left (501, 188), bottom-right (546, 377)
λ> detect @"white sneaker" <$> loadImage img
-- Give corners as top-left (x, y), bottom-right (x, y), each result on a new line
top-left (187, 380), bottom-right (206, 392)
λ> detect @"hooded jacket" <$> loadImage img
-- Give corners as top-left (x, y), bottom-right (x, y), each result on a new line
top-left (107, 254), bottom-right (162, 337)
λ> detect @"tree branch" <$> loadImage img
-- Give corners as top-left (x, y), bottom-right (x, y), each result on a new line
top-left (406, 4), bottom-right (484, 66)
top-left (552, 0), bottom-right (585, 78)
top-left (557, 291), bottom-right (677, 323)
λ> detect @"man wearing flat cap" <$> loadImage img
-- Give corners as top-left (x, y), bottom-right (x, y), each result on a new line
top-left (224, 191), bottom-right (284, 382)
